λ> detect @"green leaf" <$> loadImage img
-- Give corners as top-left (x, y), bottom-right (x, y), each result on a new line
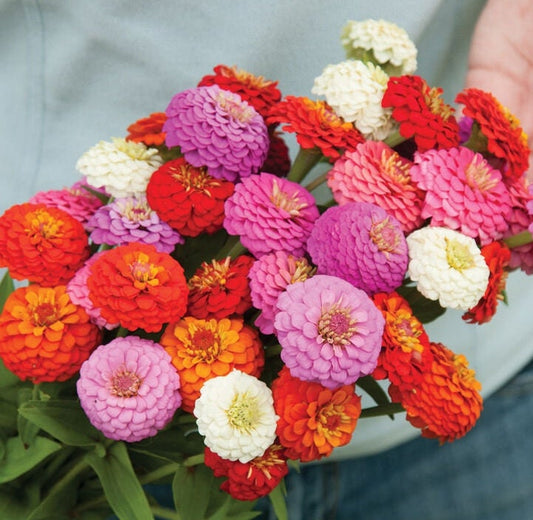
top-left (396, 284), bottom-right (446, 324)
top-left (0, 489), bottom-right (34, 519)
top-left (0, 270), bottom-right (14, 313)
top-left (84, 442), bottom-right (154, 520)
top-left (357, 376), bottom-right (392, 414)
top-left (18, 399), bottom-right (104, 447)
top-left (0, 398), bottom-right (18, 430)
top-left (0, 436), bottom-right (61, 483)
top-left (172, 464), bottom-right (214, 520)
top-left (268, 484), bottom-right (288, 520)
top-left (18, 387), bottom-right (40, 446)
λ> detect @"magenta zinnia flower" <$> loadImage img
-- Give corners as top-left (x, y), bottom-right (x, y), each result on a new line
top-left (224, 172), bottom-right (320, 258)
top-left (307, 202), bottom-right (408, 295)
top-left (164, 85), bottom-right (270, 182)
top-left (274, 275), bottom-right (385, 388)
top-left (87, 195), bottom-right (184, 253)
top-left (77, 336), bottom-right (182, 442)
top-left (411, 146), bottom-right (512, 245)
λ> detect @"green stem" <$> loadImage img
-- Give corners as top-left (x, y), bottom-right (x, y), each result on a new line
top-left (383, 129), bottom-right (406, 148)
top-left (287, 147), bottom-right (323, 184)
top-left (150, 505), bottom-right (181, 520)
top-left (503, 230), bottom-right (533, 249)
top-left (115, 326), bottom-right (130, 338)
top-left (46, 456), bottom-right (90, 504)
top-left (360, 402), bottom-right (405, 418)
top-left (304, 172), bottom-right (328, 192)
top-left (183, 453), bottom-right (204, 467)
top-left (215, 235), bottom-right (247, 259)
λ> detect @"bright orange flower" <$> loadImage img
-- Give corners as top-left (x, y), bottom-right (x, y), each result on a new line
top-left (0, 285), bottom-right (101, 383)
top-left (87, 243), bottom-right (189, 333)
top-left (463, 241), bottom-right (511, 324)
top-left (126, 112), bottom-right (167, 147)
top-left (389, 342), bottom-right (483, 443)
top-left (160, 316), bottom-right (264, 413)
top-left (271, 366), bottom-right (361, 462)
top-left (0, 203), bottom-right (90, 286)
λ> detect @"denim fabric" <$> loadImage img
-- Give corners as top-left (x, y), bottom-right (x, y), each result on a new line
top-left (255, 361), bottom-right (533, 520)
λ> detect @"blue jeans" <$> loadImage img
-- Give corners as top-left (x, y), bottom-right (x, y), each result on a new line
top-left (255, 361), bottom-right (533, 519)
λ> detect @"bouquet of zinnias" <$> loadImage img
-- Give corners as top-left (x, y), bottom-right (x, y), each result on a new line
top-left (0, 18), bottom-right (532, 520)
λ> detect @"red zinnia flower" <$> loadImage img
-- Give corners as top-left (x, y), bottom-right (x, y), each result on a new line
top-left (382, 75), bottom-right (460, 152)
top-left (0, 285), bottom-right (101, 383)
top-left (87, 243), bottom-right (189, 333)
top-left (198, 64), bottom-right (282, 120)
top-left (272, 367), bottom-right (361, 462)
top-left (126, 112), bottom-right (167, 147)
top-left (146, 158), bottom-right (234, 237)
top-left (262, 130), bottom-right (291, 177)
top-left (205, 444), bottom-right (288, 501)
top-left (266, 96), bottom-right (365, 161)
top-left (187, 255), bottom-right (254, 319)
top-left (455, 88), bottom-right (529, 180)
top-left (462, 241), bottom-right (511, 324)
top-left (0, 203), bottom-right (90, 286)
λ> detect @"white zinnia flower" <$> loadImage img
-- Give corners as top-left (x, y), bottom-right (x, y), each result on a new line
top-left (76, 138), bottom-right (162, 198)
top-left (406, 227), bottom-right (490, 310)
top-left (311, 60), bottom-right (394, 140)
top-left (341, 19), bottom-right (417, 75)
top-left (194, 370), bottom-right (278, 463)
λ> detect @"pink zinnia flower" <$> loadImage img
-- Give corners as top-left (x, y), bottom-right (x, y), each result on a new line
top-left (163, 85), bottom-right (269, 182)
top-left (77, 336), bottom-right (182, 442)
top-left (307, 202), bottom-right (408, 295)
top-left (224, 172), bottom-right (320, 258)
top-left (87, 195), bottom-right (184, 253)
top-left (327, 141), bottom-right (424, 233)
top-left (411, 146), bottom-right (512, 246)
top-left (274, 275), bottom-right (385, 389)
top-left (248, 251), bottom-right (316, 334)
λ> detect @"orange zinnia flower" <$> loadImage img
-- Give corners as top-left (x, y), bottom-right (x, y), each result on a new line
top-left (271, 367), bottom-right (361, 462)
top-left (0, 203), bottom-right (90, 286)
top-left (0, 285), bottom-right (101, 383)
top-left (390, 342), bottom-right (483, 443)
top-left (126, 112), bottom-right (167, 147)
top-left (160, 316), bottom-right (264, 413)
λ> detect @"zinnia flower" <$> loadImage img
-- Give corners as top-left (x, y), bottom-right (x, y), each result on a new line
top-left (248, 251), bottom-right (316, 335)
top-left (163, 85), bottom-right (269, 182)
top-left (389, 342), bottom-right (483, 443)
top-left (87, 195), bottom-right (183, 253)
top-left (411, 146), bottom-right (512, 245)
top-left (0, 203), bottom-right (90, 286)
top-left (0, 285), bottom-right (102, 383)
top-left (406, 226), bottom-right (490, 310)
top-left (381, 75), bottom-right (459, 152)
top-left (311, 60), bottom-right (394, 140)
top-left (262, 129), bottom-right (291, 177)
top-left (307, 202), bottom-right (408, 295)
top-left (77, 336), bottom-right (182, 442)
top-left (274, 275), bottom-right (385, 389)
top-left (187, 256), bottom-right (254, 319)
top-left (341, 19), bottom-right (417, 75)
top-left (204, 444), bottom-right (288, 501)
top-left (126, 112), bottom-right (167, 147)
top-left (194, 370), bottom-right (278, 463)
top-left (266, 96), bottom-right (365, 161)
top-left (87, 243), bottom-right (189, 332)
top-left (272, 366), bottom-right (361, 462)
top-left (327, 140), bottom-right (424, 233)
top-left (160, 316), bottom-right (264, 413)
top-left (455, 88), bottom-right (529, 180)
top-left (146, 157), bottom-right (234, 237)
top-left (224, 172), bottom-right (320, 258)
top-left (76, 138), bottom-right (163, 198)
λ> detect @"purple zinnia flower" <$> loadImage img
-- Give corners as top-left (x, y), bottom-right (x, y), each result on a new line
top-left (224, 172), bottom-right (320, 258)
top-left (77, 336), bottom-right (182, 442)
top-left (307, 202), bottom-right (408, 295)
top-left (274, 274), bottom-right (385, 389)
top-left (86, 195), bottom-right (184, 253)
top-left (164, 85), bottom-right (270, 182)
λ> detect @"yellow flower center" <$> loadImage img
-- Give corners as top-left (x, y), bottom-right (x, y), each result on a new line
top-left (380, 149), bottom-right (411, 184)
top-left (289, 258), bottom-right (316, 284)
top-left (392, 311), bottom-right (424, 354)
top-left (318, 305), bottom-right (357, 347)
top-left (369, 217), bottom-right (402, 255)
top-left (422, 85), bottom-right (454, 119)
top-left (189, 258), bottom-right (230, 290)
top-left (226, 391), bottom-right (260, 433)
top-left (110, 368), bottom-right (142, 397)
top-left (270, 180), bottom-right (308, 217)
top-left (178, 319), bottom-right (230, 364)
top-left (26, 209), bottom-right (62, 242)
top-left (113, 137), bottom-right (155, 161)
top-left (119, 198), bottom-right (153, 222)
top-left (216, 91), bottom-right (254, 123)
top-left (445, 238), bottom-right (475, 271)
top-left (464, 154), bottom-right (498, 192)
top-left (171, 162), bottom-right (217, 195)
top-left (128, 252), bottom-right (163, 289)
top-left (32, 302), bottom-right (59, 327)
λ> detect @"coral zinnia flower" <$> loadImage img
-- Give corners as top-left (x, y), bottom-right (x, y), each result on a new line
top-left (381, 75), bottom-right (460, 152)
top-left (126, 112), bottom-right (167, 147)
top-left (87, 243), bottom-right (188, 333)
top-left (389, 342), bottom-right (483, 443)
top-left (204, 444), bottom-right (288, 501)
top-left (327, 140), bottom-right (424, 233)
top-left (266, 96), bottom-right (365, 161)
top-left (455, 88), bottom-right (529, 180)
top-left (198, 64), bottom-right (282, 120)
top-left (272, 367), bottom-right (361, 462)
top-left (146, 157), bottom-right (234, 237)
top-left (77, 336), bottom-right (182, 442)
top-left (0, 203), bottom-right (90, 286)
top-left (0, 285), bottom-right (101, 383)
top-left (187, 256), bottom-right (254, 320)
top-left (462, 241), bottom-right (511, 324)
top-left (160, 316), bottom-right (264, 413)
